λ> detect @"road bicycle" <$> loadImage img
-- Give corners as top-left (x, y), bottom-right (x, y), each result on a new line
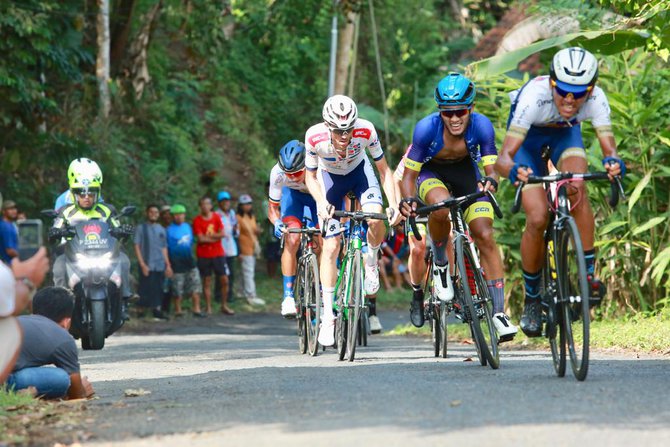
top-left (331, 209), bottom-right (388, 362)
top-left (284, 225), bottom-right (322, 356)
top-left (409, 189), bottom-right (503, 369)
top-left (511, 150), bottom-right (624, 380)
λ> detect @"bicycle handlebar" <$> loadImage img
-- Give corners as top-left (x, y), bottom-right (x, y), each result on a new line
top-left (408, 190), bottom-right (502, 241)
top-left (511, 171), bottom-right (625, 214)
top-left (332, 210), bottom-right (388, 221)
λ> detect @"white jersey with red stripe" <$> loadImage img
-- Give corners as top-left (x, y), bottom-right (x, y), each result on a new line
top-left (268, 163), bottom-right (309, 204)
top-left (305, 119), bottom-right (385, 175)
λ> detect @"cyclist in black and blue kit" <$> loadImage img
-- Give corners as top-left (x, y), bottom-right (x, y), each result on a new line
top-left (399, 73), bottom-right (518, 341)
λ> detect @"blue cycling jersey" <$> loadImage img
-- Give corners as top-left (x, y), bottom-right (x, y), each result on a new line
top-left (406, 112), bottom-right (498, 172)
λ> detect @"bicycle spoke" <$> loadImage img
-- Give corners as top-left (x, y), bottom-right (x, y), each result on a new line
top-left (544, 238), bottom-right (566, 377)
top-left (346, 253), bottom-right (362, 362)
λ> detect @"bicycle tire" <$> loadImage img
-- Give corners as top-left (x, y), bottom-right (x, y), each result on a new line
top-left (431, 300), bottom-right (441, 358)
top-left (346, 251), bottom-right (363, 362)
top-left (440, 301), bottom-right (448, 359)
top-left (455, 236), bottom-right (499, 369)
top-left (295, 262), bottom-right (307, 354)
top-left (336, 256), bottom-right (350, 361)
top-left (305, 254), bottom-right (321, 357)
top-left (557, 217), bottom-right (590, 381)
top-left (543, 238), bottom-right (566, 377)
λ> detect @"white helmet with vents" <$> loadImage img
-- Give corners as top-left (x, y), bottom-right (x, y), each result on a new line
top-left (550, 47), bottom-right (599, 93)
top-left (322, 95), bottom-right (358, 130)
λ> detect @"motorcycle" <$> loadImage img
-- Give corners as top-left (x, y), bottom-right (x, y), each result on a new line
top-left (43, 206), bottom-right (135, 350)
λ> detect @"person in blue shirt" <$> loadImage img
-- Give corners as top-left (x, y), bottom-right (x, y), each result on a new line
top-left (0, 200), bottom-right (19, 265)
top-left (166, 204), bottom-right (205, 317)
top-left (399, 73), bottom-right (517, 341)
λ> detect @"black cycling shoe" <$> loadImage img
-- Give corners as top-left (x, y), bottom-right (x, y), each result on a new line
top-left (520, 300), bottom-right (543, 337)
top-left (409, 292), bottom-right (425, 328)
top-left (588, 275), bottom-right (606, 307)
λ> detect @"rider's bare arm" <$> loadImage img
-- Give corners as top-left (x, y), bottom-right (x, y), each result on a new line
top-left (268, 201), bottom-right (281, 224)
top-left (494, 134), bottom-right (527, 182)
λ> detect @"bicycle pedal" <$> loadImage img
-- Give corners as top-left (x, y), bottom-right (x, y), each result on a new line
top-left (498, 333), bottom-right (516, 344)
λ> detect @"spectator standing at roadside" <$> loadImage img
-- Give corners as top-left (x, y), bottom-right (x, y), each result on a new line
top-left (237, 194), bottom-right (265, 306)
top-left (134, 204), bottom-right (173, 320)
top-left (5, 287), bottom-right (95, 400)
top-left (193, 196), bottom-right (233, 315)
top-left (0, 200), bottom-right (19, 265)
top-left (166, 204), bottom-right (205, 317)
top-left (215, 191), bottom-right (238, 304)
top-left (159, 205), bottom-right (173, 228)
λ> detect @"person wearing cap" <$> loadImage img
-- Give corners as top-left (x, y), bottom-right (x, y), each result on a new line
top-left (0, 199), bottom-right (19, 265)
top-left (166, 204), bottom-right (205, 317)
top-left (237, 194), bottom-right (265, 306)
top-left (215, 191), bottom-right (239, 305)
top-left (159, 205), bottom-right (173, 228)
top-left (495, 47), bottom-right (625, 337)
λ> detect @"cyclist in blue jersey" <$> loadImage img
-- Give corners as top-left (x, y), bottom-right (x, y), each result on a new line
top-left (267, 140), bottom-right (320, 318)
top-left (399, 73), bottom-right (517, 341)
top-left (494, 47), bottom-right (624, 337)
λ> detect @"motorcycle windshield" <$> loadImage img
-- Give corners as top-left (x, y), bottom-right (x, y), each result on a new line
top-left (71, 220), bottom-right (117, 253)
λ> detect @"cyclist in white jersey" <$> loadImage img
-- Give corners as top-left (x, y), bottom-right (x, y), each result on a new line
top-left (495, 47), bottom-right (624, 337)
top-left (305, 95), bottom-right (400, 347)
top-left (267, 140), bottom-right (319, 318)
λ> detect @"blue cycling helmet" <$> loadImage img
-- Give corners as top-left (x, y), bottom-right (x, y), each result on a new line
top-left (278, 140), bottom-right (306, 174)
top-left (434, 73), bottom-right (476, 108)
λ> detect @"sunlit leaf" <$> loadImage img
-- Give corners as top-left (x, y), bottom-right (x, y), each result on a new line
top-left (628, 170), bottom-right (653, 212)
top-left (632, 216), bottom-right (667, 235)
top-left (598, 220), bottom-right (629, 235)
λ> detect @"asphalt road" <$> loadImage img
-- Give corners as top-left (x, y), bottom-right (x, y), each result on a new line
top-left (76, 311), bottom-right (669, 446)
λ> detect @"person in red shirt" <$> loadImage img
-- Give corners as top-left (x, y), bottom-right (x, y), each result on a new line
top-left (192, 196), bottom-right (233, 315)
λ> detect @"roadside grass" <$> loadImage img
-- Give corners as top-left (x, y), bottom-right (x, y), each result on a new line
top-left (0, 387), bottom-right (89, 445)
top-left (385, 307), bottom-right (670, 354)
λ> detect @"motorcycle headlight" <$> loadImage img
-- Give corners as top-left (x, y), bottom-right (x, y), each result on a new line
top-left (76, 252), bottom-right (113, 269)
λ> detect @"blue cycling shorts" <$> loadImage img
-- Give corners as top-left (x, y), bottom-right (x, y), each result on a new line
top-left (513, 124), bottom-right (586, 176)
top-left (280, 187), bottom-right (317, 228)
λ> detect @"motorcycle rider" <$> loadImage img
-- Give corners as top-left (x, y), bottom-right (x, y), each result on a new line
top-left (48, 158), bottom-right (134, 320)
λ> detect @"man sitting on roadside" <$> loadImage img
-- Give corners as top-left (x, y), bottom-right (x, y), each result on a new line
top-left (5, 287), bottom-right (95, 400)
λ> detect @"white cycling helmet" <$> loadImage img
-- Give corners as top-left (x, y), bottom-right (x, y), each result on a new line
top-left (550, 47), bottom-right (599, 93)
top-left (322, 95), bottom-right (358, 130)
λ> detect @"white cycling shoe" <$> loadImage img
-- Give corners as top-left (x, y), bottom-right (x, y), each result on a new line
top-left (281, 297), bottom-right (297, 318)
top-left (318, 316), bottom-right (335, 347)
top-left (433, 263), bottom-right (454, 302)
top-left (364, 264), bottom-right (381, 295)
top-left (493, 312), bottom-right (518, 342)
top-left (369, 315), bottom-right (383, 334)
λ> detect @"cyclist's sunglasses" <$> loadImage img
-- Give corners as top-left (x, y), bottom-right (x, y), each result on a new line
top-left (74, 190), bottom-right (97, 198)
top-left (551, 79), bottom-right (592, 99)
top-left (439, 107), bottom-right (471, 118)
top-left (329, 126), bottom-right (354, 136)
top-left (285, 169), bottom-right (305, 179)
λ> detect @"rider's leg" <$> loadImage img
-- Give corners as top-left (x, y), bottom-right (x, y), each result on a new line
top-left (558, 153), bottom-right (594, 266)
top-left (520, 186), bottom-right (550, 336)
top-left (421, 181), bottom-right (454, 302)
top-left (52, 254), bottom-right (67, 288)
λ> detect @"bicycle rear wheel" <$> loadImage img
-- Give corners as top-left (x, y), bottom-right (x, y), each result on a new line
top-left (557, 217), bottom-right (590, 381)
top-left (305, 255), bottom-right (321, 356)
top-left (543, 239), bottom-right (565, 377)
top-left (295, 262), bottom-right (307, 354)
top-left (346, 252), bottom-right (363, 362)
top-left (455, 236), bottom-right (499, 369)
top-left (431, 298), bottom-right (441, 357)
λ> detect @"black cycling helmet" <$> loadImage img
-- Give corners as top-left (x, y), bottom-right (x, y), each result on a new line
top-left (278, 140), bottom-right (306, 173)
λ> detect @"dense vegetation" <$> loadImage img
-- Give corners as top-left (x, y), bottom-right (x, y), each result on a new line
top-left (0, 0), bottom-right (667, 314)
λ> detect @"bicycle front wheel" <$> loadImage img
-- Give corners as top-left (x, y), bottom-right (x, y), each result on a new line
top-left (295, 262), bottom-right (307, 354)
top-left (305, 254), bottom-right (321, 357)
top-left (557, 217), bottom-right (590, 381)
top-left (543, 239), bottom-right (565, 377)
top-left (455, 236), bottom-right (499, 369)
top-left (346, 251), bottom-right (363, 362)
top-left (440, 301), bottom-right (448, 359)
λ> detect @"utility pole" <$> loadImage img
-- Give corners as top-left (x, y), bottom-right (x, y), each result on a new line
top-left (327, 0), bottom-right (340, 97)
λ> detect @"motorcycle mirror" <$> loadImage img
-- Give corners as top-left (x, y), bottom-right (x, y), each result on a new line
top-left (120, 206), bottom-right (136, 216)
top-left (41, 209), bottom-right (58, 218)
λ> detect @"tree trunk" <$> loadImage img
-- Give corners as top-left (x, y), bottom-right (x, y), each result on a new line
top-left (335, 9), bottom-right (357, 95)
top-left (96, 0), bottom-right (111, 118)
top-left (127, 1), bottom-right (163, 100)
top-left (110, 0), bottom-right (137, 74)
